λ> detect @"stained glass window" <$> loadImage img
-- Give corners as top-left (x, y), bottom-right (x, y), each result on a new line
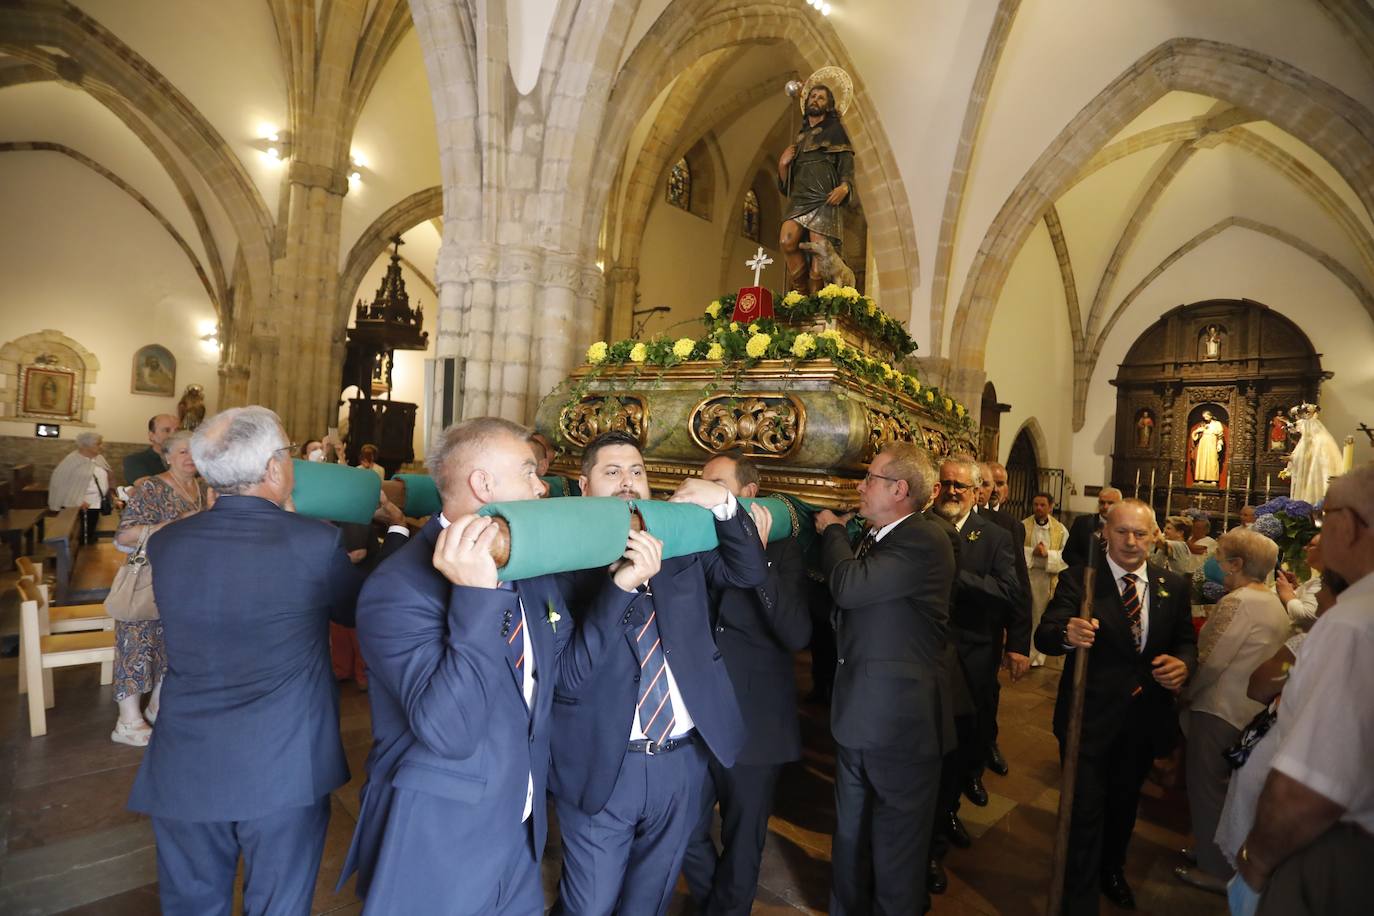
top-left (667, 158), bottom-right (691, 211)
top-left (741, 189), bottom-right (761, 241)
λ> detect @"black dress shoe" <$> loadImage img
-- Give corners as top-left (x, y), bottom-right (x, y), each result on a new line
top-left (946, 811), bottom-right (972, 849)
top-left (987, 742), bottom-right (1009, 776)
top-left (1101, 870), bottom-right (1136, 909)
top-left (964, 774), bottom-right (989, 807)
top-left (927, 858), bottom-right (948, 894)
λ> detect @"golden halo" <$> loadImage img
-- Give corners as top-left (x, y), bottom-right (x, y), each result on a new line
top-left (800, 66), bottom-right (853, 116)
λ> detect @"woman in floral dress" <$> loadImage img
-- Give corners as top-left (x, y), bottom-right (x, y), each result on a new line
top-left (111, 431), bottom-right (206, 746)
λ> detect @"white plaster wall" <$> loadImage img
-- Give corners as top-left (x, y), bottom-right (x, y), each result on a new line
top-left (0, 154), bottom-right (221, 442)
top-left (1076, 230), bottom-right (1374, 503)
top-left (983, 221), bottom-right (1075, 477)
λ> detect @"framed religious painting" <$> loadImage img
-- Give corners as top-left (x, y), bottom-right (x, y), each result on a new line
top-left (18, 364), bottom-right (80, 420)
top-left (131, 344), bottom-right (176, 396)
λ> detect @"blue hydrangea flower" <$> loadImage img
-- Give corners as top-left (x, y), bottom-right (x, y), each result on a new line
top-left (1281, 499), bottom-right (1313, 518)
top-left (1201, 581), bottom-right (1228, 603)
top-left (1252, 515), bottom-right (1284, 541)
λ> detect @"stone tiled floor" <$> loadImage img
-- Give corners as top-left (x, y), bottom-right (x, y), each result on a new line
top-left (0, 638), bottom-right (1226, 915)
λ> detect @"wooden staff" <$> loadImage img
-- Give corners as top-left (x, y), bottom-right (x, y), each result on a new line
top-left (1047, 533), bottom-right (1099, 915)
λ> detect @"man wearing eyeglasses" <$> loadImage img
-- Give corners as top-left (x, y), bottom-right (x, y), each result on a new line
top-left (926, 456), bottom-right (1021, 889)
top-left (1238, 463), bottom-right (1374, 916)
top-left (814, 442), bottom-right (955, 916)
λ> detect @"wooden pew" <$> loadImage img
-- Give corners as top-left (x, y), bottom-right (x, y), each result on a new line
top-left (12, 464), bottom-right (47, 510)
top-left (1, 505), bottom-right (47, 571)
top-left (41, 507), bottom-right (86, 603)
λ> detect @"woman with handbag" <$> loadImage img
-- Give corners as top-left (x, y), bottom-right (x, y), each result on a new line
top-left (1174, 529), bottom-right (1292, 893)
top-left (47, 431), bottom-right (112, 545)
top-left (110, 431), bottom-right (205, 746)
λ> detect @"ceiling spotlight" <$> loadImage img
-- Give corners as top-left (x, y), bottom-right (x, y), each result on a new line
top-left (348, 170), bottom-right (362, 183)
top-left (821, 2), bottom-right (832, 14)
top-left (267, 147), bottom-right (280, 160)
top-left (351, 151), bottom-right (368, 169)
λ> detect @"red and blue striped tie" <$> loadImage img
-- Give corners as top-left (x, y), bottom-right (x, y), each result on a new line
top-left (632, 594), bottom-right (676, 744)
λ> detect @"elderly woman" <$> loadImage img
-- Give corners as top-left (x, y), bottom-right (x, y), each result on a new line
top-left (1152, 515), bottom-right (1194, 574)
top-left (47, 431), bottom-right (112, 545)
top-left (1175, 529), bottom-right (1292, 892)
top-left (110, 431), bottom-right (206, 746)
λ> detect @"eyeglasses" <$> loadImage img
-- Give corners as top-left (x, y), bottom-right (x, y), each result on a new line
top-left (863, 471), bottom-right (902, 485)
top-left (1319, 505), bottom-right (1368, 528)
top-left (938, 479), bottom-right (972, 493)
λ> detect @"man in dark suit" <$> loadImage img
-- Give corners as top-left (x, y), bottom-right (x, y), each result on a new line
top-left (926, 456), bottom-right (1021, 884)
top-left (815, 442), bottom-right (955, 915)
top-left (1063, 487), bottom-right (1123, 568)
top-left (128, 406), bottom-right (369, 915)
top-left (1035, 498), bottom-right (1196, 915)
top-left (682, 453), bottom-right (810, 915)
top-left (977, 461), bottom-right (1032, 777)
top-left (341, 418), bottom-right (655, 914)
top-left (550, 431), bottom-right (769, 916)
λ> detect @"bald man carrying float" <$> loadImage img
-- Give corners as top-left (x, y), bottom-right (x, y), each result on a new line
top-left (1035, 499), bottom-right (1196, 914)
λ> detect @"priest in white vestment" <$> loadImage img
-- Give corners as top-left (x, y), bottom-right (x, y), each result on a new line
top-left (1022, 493), bottom-right (1068, 668)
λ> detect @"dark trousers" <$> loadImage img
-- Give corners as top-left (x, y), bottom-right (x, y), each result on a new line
top-left (554, 740), bottom-right (708, 916)
top-left (681, 755), bottom-right (781, 916)
top-left (1060, 726), bottom-right (1156, 916)
top-left (81, 507), bottom-right (101, 545)
top-left (152, 795), bottom-right (330, 916)
top-left (956, 638), bottom-right (1002, 783)
top-left (830, 743), bottom-right (942, 916)
top-left (806, 579), bottom-right (835, 699)
top-left (929, 717), bottom-right (975, 862)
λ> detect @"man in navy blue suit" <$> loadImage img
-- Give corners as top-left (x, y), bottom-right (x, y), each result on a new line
top-left (341, 418), bottom-right (660, 915)
top-left (551, 431), bottom-right (770, 916)
top-left (129, 406), bottom-right (371, 916)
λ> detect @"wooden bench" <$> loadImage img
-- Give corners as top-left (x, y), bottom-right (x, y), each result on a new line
top-left (15, 558), bottom-right (113, 696)
top-left (12, 464), bottom-right (47, 510)
top-left (0, 506), bottom-right (46, 571)
top-left (17, 578), bottom-right (115, 738)
top-left (42, 507), bottom-right (85, 603)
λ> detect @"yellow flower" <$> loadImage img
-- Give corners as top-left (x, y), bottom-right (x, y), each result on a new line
top-left (629, 342), bottom-right (647, 363)
top-left (782, 290), bottom-right (804, 306)
top-left (672, 337), bottom-right (695, 358)
top-left (880, 362), bottom-right (896, 378)
top-left (817, 283), bottom-right (843, 299)
top-left (925, 390), bottom-right (935, 403)
top-left (745, 333), bottom-right (771, 359)
top-left (943, 397), bottom-right (953, 412)
top-left (586, 341), bottom-right (608, 364)
top-left (956, 404), bottom-right (966, 418)
top-left (749, 323), bottom-right (760, 334)
top-left (791, 333), bottom-right (816, 358)
top-left (912, 379), bottom-right (922, 392)
top-left (705, 301), bottom-right (721, 318)
top-left (841, 285), bottom-right (861, 301)
top-left (820, 328), bottom-right (844, 344)
top-left (730, 322), bottom-right (739, 332)
top-left (866, 298), bottom-right (878, 316)
top-left (706, 342), bottom-right (724, 360)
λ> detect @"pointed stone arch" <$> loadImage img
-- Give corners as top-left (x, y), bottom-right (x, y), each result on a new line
top-left (337, 186), bottom-right (445, 330)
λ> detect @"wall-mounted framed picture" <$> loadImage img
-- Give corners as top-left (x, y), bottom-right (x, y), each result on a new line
top-left (19, 365), bottom-right (80, 420)
top-left (132, 344), bottom-right (176, 397)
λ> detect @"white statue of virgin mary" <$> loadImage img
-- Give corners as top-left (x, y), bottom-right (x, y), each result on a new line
top-left (1284, 404), bottom-right (1344, 503)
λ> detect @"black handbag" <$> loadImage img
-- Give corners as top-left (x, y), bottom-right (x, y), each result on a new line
top-left (1223, 701), bottom-right (1278, 770)
top-left (95, 472), bottom-right (113, 516)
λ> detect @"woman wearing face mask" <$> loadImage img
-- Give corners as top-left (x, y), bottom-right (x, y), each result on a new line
top-left (300, 439), bottom-right (327, 463)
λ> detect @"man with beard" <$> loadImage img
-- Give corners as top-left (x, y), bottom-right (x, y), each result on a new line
top-left (926, 456), bottom-right (1020, 891)
top-left (550, 431), bottom-right (769, 916)
top-left (778, 80), bottom-right (856, 294)
top-left (814, 442), bottom-right (954, 915)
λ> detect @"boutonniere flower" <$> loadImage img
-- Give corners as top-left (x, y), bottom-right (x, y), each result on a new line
top-left (1156, 576), bottom-right (1170, 599)
top-left (546, 600), bottom-right (562, 633)
top-left (968, 530), bottom-right (982, 542)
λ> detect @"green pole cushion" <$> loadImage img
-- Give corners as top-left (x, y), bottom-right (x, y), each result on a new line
top-left (394, 473), bottom-right (442, 518)
top-left (479, 497), bottom-right (632, 581)
top-left (291, 459), bottom-right (381, 525)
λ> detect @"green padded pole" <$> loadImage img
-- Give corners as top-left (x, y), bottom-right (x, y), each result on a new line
top-left (290, 459), bottom-right (381, 525)
top-left (479, 497), bottom-right (632, 580)
top-left (394, 473), bottom-right (442, 518)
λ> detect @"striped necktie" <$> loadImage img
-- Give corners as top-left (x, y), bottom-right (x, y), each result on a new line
top-left (631, 590), bottom-right (676, 744)
top-left (501, 583), bottom-right (525, 672)
top-left (855, 530), bottom-right (877, 560)
top-left (1119, 572), bottom-right (1143, 651)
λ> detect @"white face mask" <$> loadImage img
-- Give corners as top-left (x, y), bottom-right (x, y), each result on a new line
top-left (308, 449), bottom-right (325, 463)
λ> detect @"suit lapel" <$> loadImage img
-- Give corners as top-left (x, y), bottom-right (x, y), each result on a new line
top-left (1139, 564), bottom-right (1174, 658)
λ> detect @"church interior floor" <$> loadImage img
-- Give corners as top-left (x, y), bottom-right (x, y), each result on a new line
top-left (0, 653), bottom-right (1226, 915)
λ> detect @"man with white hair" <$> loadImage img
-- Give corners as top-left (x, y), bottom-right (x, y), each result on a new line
top-left (1237, 463), bottom-right (1374, 915)
top-left (127, 406), bottom-right (371, 916)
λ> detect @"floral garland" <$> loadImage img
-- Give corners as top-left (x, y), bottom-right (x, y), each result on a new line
top-left (580, 295), bottom-right (972, 434)
top-left (703, 286), bottom-right (917, 357)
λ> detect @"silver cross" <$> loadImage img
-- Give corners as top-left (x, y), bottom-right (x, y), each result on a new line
top-left (745, 246), bottom-right (774, 287)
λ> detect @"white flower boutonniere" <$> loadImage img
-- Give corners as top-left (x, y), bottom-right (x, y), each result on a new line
top-left (968, 530), bottom-right (982, 542)
top-left (546, 600), bottom-right (563, 632)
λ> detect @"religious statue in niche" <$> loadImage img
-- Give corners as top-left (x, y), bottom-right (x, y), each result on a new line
top-left (1268, 408), bottom-right (1291, 452)
top-left (1201, 324), bottom-right (1224, 360)
top-left (1282, 403), bottom-right (1345, 503)
top-left (1135, 409), bottom-right (1155, 449)
top-left (778, 67), bottom-right (858, 295)
top-left (1188, 406), bottom-right (1229, 487)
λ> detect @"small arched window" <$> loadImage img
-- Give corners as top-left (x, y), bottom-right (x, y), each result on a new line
top-left (667, 158), bottom-right (691, 212)
top-left (741, 189), bottom-right (761, 242)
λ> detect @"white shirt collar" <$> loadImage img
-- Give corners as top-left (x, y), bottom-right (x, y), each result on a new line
top-left (1105, 552), bottom-right (1148, 583)
top-left (953, 510), bottom-right (973, 532)
top-left (872, 512), bottom-right (914, 542)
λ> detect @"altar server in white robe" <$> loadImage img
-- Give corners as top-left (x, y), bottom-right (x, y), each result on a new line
top-left (1022, 493), bottom-right (1068, 668)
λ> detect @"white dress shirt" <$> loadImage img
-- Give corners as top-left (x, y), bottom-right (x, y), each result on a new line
top-left (1104, 553), bottom-right (1151, 649)
top-left (630, 492), bottom-right (740, 742)
top-left (872, 511), bottom-right (914, 542)
top-left (439, 513), bottom-right (536, 821)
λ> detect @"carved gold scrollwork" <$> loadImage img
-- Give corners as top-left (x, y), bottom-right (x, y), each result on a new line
top-left (864, 407), bottom-right (915, 459)
top-left (560, 395), bottom-right (647, 447)
top-left (689, 394), bottom-right (804, 459)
